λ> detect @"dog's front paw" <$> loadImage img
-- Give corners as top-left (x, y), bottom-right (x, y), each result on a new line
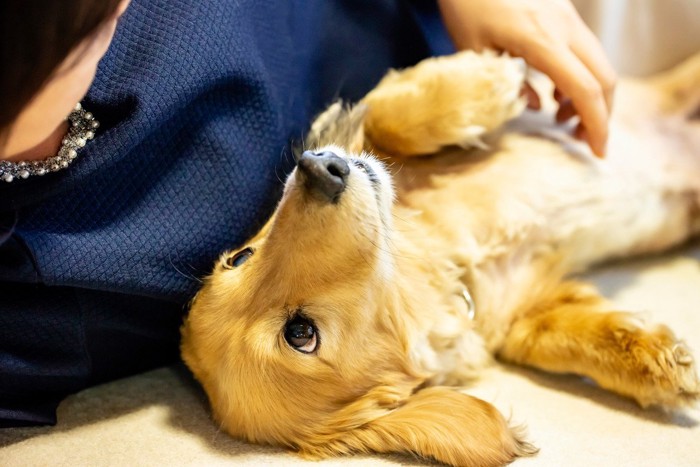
top-left (608, 321), bottom-right (700, 409)
top-left (362, 50), bottom-right (526, 156)
top-left (500, 284), bottom-right (700, 411)
top-left (642, 339), bottom-right (699, 408)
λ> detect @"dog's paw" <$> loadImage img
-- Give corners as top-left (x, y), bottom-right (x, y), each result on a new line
top-left (608, 321), bottom-right (700, 409)
top-left (362, 50), bottom-right (526, 156)
top-left (638, 338), bottom-right (699, 409)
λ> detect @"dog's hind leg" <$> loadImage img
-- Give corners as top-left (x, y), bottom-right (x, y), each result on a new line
top-left (498, 281), bottom-right (700, 409)
top-left (361, 51), bottom-right (527, 156)
top-left (651, 51), bottom-right (700, 118)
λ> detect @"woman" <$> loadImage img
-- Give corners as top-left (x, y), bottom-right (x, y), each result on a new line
top-left (0, 0), bottom-right (614, 427)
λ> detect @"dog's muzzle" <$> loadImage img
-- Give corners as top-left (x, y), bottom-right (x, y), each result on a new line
top-left (298, 150), bottom-right (350, 203)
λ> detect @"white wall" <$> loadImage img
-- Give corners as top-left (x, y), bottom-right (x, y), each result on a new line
top-left (572, 0), bottom-right (700, 75)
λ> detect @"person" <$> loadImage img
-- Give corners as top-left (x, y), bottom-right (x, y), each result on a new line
top-left (0, 0), bottom-right (615, 427)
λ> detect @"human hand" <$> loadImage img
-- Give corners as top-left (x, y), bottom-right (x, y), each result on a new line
top-left (437, 0), bottom-right (617, 157)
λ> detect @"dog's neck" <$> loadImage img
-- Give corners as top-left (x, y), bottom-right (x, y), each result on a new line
top-left (388, 198), bottom-right (562, 363)
top-left (382, 209), bottom-right (495, 382)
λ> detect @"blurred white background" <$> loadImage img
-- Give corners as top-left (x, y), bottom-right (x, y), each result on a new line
top-left (572, 0), bottom-right (700, 75)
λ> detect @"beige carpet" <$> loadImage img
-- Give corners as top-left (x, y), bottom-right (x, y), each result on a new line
top-left (2, 244), bottom-right (699, 467)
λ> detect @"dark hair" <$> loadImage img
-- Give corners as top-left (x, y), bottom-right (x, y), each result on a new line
top-left (0, 0), bottom-right (124, 143)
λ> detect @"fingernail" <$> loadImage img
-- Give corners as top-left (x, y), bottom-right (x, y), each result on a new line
top-left (596, 142), bottom-right (607, 158)
top-left (591, 138), bottom-right (606, 158)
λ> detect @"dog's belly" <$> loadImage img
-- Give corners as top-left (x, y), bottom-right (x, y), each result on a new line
top-left (390, 109), bottom-right (700, 348)
top-left (397, 132), bottom-right (697, 262)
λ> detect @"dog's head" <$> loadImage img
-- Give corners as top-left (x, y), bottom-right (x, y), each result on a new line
top-left (182, 142), bottom-right (531, 465)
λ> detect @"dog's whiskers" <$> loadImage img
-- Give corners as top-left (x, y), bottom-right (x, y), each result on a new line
top-left (168, 254), bottom-right (204, 284)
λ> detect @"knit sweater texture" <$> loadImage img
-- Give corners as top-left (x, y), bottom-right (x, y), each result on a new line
top-left (0, 0), bottom-right (449, 426)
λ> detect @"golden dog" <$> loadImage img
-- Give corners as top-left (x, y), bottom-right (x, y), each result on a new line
top-left (181, 51), bottom-right (700, 466)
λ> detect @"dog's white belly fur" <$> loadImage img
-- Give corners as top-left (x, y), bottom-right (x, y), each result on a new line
top-left (390, 93), bottom-right (700, 382)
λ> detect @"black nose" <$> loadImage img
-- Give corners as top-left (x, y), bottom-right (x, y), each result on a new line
top-left (297, 150), bottom-right (350, 202)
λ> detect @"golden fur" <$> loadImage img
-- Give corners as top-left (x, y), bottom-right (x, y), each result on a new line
top-left (181, 51), bottom-right (700, 466)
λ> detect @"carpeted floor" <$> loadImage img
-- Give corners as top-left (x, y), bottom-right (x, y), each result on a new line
top-left (2, 243), bottom-right (699, 467)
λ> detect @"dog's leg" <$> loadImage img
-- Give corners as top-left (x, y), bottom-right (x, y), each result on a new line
top-left (498, 281), bottom-right (700, 409)
top-left (362, 51), bottom-right (526, 156)
top-left (651, 52), bottom-right (700, 118)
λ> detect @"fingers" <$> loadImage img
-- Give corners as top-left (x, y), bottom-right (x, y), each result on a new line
top-left (569, 25), bottom-right (617, 114)
top-left (522, 44), bottom-right (610, 157)
top-left (435, 0), bottom-right (617, 157)
top-left (552, 12), bottom-right (616, 157)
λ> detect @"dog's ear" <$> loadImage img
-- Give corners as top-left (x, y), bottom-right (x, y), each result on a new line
top-left (305, 101), bottom-right (367, 154)
top-left (305, 386), bottom-right (536, 466)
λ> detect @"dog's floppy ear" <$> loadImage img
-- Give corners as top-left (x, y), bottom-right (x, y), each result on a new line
top-left (304, 101), bottom-right (368, 154)
top-left (306, 387), bottom-right (536, 466)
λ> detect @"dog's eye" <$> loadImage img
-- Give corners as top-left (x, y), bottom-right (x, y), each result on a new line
top-left (284, 315), bottom-right (318, 353)
top-left (224, 247), bottom-right (254, 269)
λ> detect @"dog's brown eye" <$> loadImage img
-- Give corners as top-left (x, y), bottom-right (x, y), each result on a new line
top-left (224, 247), bottom-right (254, 269)
top-left (284, 315), bottom-right (318, 353)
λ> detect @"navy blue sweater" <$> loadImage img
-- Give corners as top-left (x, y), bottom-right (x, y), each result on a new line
top-left (0, 0), bottom-right (451, 426)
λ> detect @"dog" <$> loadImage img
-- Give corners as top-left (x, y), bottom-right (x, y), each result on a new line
top-left (181, 51), bottom-right (700, 466)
